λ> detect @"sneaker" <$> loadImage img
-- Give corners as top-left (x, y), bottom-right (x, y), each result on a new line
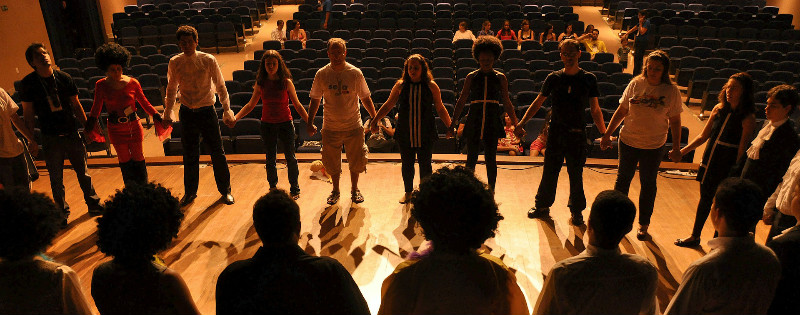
top-left (527, 207), bottom-right (550, 219)
top-left (570, 212), bottom-right (585, 226)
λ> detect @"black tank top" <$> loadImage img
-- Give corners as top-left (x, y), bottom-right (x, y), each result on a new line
top-left (396, 81), bottom-right (437, 148)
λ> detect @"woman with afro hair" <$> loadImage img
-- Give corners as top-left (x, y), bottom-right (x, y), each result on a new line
top-left (86, 43), bottom-right (164, 186)
top-left (92, 183), bottom-right (200, 315)
top-left (377, 166), bottom-right (528, 314)
top-left (451, 36), bottom-right (519, 191)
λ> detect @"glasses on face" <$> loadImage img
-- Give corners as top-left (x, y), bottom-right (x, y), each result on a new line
top-left (560, 52), bottom-right (578, 58)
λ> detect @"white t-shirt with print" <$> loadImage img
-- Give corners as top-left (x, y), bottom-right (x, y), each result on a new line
top-left (618, 76), bottom-right (684, 149)
top-left (310, 62), bottom-right (371, 131)
top-left (0, 88), bottom-right (25, 158)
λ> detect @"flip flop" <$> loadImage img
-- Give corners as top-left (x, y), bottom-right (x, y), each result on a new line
top-left (327, 191), bottom-right (340, 205)
top-left (351, 189), bottom-right (364, 203)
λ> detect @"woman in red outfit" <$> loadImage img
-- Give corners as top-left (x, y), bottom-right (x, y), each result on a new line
top-left (87, 43), bottom-right (163, 186)
top-left (228, 50), bottom-right (311, 199)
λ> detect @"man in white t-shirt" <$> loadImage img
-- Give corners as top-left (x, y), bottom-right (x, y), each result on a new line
top-left (0, 88), bottom-right (37, 189)
top-left (270, 20), bottom-right (286, 43)
top-left (307, 38), bottom-right (378, 205)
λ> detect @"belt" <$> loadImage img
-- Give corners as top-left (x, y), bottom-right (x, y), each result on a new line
top-left (180, 105), bottom-right (215, 112)
top-left (108, 112), bottom-right (138, 124)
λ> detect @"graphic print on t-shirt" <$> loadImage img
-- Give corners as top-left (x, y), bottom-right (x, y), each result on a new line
top-left (629, 93), bottom-right (666, 109)
top-left (328, 77), bottom-right (349, 96)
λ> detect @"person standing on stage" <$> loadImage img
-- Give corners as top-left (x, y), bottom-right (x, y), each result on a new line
top-left (600, 50), bottom-right (683, 240)
top-left (19, 43), bottom-right (102, 219)
top-left (371, 54), bottom-right (452, 203)
top-left (228, 50), bottom-right (312, 200)
top-left (163, 25), bottom-right (235, 207)
top-left (0, 88), bottom-right (37, 190)
top-left (306, 38), bottom-right (377, 205)
top-left (87, 43), bottom-right (163, 187)
top-left (450, 36), bottom-right (519, 191)
top-left (516, 39), bottom-right (607, 226)
top-left (674, 73), bottom-right (756, 247)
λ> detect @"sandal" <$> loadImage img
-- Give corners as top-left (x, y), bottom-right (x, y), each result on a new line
top-left (351, 189), bottom-right (364, 203)
top-left (674, 236), bottom-right (701, 247)
top-left (326, 191), bottom-right (340, 205)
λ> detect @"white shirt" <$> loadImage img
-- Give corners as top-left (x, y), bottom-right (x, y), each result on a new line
top-left (310, 62), bottom-right (371, 131)
top-left (534, 244), bottom-right (658, 315)
top-left (270, 28), bottom-right (286, 42)
top-left (453, 30), bottom-right (477, 43)
top-left (665, 236), bottom-right (780, 315)
top-left (619, 76), bottom-right (684, 149)
top-left (747, 118), bottom-right (788, 160)
top-left (766, 150), bottom-right (800, 214)
top-left (0, 88), bottom-right (25, 158)
top-left (165, 51), bottom-right (230, 111)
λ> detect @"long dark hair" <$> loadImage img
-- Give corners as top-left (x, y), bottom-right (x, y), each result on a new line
top-left (400, 54), bottom-right (433, 84)
top-left (255, 49), bottom-right (292, 90)
top-left (499, 20), bottom-right (513, 36)
top-left (718, 72), bottom-right (756, 117)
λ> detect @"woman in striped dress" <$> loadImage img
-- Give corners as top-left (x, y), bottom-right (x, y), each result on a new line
top-left (451, 36), bottom-right (519, 191)
top-left (675, 73), bottom-right (756, 247)
top-left (371, 54), bottom-right (452, 203)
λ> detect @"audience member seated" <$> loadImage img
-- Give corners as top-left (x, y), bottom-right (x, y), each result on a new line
top-left (665, 178), bottom-right (781, 315)
top-left (478, 20), bottom-right (494, 37)
top-left (530, 112), bottom-right (551, 157)
top-left (498, 113), bottom-right (523, 156)
top-left (518, 20), bottom-right (534, 44)
top-left (496, 20), bottom-right (518, 41)
top-left (534, 190), bottom-right (658, 315)
top-left (377, 166), bottom-right (528, 315)
top-left (766, 174), bottom-right (800, 315)
top-left (0, 188), bottom-right (92, 315)
top-left (290, 19), bottom-right (307, 46)
top-left (582, 29), bottom-right (607, 59)
top-left (364, 116), bottom-right (396, 153)
top-left (558, 23), bottom-right (576, 42)
top-left (453, 21), bottom-right (476, 43)
top-left (92, 183), bottom-right (200, 315)
top-left (540, 23), bottom-right (557, 45)
top-left (271, 19), bottom-right (287, 43)
top-left (216, 189), bottom-right (370, 315)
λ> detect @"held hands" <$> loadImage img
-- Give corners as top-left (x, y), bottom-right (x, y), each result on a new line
top-left (368, 120), bottom-right (380, 134)
top-left (222, 109), bottom-right (235, 125)
top-left (306, 120), bottom-right (318, 136)
top-left (162, 110), bottom-right (174, 127)
top-left (28, 140), bottom-right (39, 157)
top-left (763, 210), bottom-right (775, 225)
top-left (668, 149), bottom-right (682, 163)
top-left (599, 134), bottom-right (612, 150)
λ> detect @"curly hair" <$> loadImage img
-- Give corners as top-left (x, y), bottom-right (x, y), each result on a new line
top-left (176, 25), bottom-right (198, 41)
top-left (411, 166), bottom-right (503, 253)
top-left (767, 84), bottom-right (799, 115)
top-left (256, 50), bottom-right (292, 90)
top-left (0, 188), bottom-right (63, 261)
top-left (472, 35), bottom-right (503, 61)
top-left (96, 183), bottom-right (183, 264)
top-left (401, 54), bottom-right (433, 84)
top-left (252, 189), bottom-right (301, 244)
top-left (94, 43), bottom-right (131, 71)
top-left (718, 72), bottom-right (756, 118)
top-left (639, 50), bottom-right (672, 85)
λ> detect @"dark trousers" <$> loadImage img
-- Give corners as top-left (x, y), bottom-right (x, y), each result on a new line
top-left (399, 144), bottom-right (433, 193)
top-left (42, 132), bottom-right (100, 209)
top-left (535, 130), bottom-right (587, 213)
top-left (691, 182), bottom-right (717, 238)
top-left (615, 141), bottom-right (664, 226)
top-left (0, 153), bottom-right (30, 189)
top-left (260, 121), bottom-right (299, 194)
top-left (179, 106), bottom-right (231, 196)
top-left (465, 135), bottom-right (499, 190)
top-left (633, 37), bottom-right (648, 76)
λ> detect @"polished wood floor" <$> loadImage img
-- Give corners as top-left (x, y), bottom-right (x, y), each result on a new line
top-left (36, 158), bottom-right (769, 315)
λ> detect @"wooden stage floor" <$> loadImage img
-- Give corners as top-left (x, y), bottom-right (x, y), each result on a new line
top-left (36, 156), bottom-right (769, 314)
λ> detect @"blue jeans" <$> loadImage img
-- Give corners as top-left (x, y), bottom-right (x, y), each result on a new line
top-left (614, 141), bottom-right (664, 226)
top-left (260, 121), bottom-right (299, 194)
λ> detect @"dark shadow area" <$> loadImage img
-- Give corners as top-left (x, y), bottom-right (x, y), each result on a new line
top-left (643, 239), bottom-right (683, 313)
top-left (391, 203), bottom-right (424, 259)
top-left (315, 204), bottom-right (370, 272)
top-left (537, 217), bottom-right (573, 265)
top-left (565, 224), bottom-right (587, 255)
